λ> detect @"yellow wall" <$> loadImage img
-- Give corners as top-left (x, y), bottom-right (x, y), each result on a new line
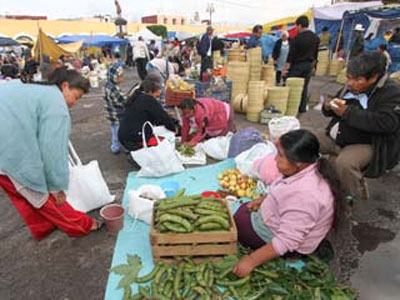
top-left (0, 19), bottom-right (247, 40)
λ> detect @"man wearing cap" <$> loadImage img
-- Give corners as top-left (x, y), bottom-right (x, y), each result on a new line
top-left (351, 24), bottom-right (365, 58)
top-left (197, 26), bottom-right (214, 81)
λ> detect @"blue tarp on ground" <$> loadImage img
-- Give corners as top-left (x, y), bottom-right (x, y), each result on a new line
top-left (104, 159), bottom-right (237, 300)
top-left (0, 37), bottom-right (19, 47)
top-left (57, 35), bottom-right (128, 48)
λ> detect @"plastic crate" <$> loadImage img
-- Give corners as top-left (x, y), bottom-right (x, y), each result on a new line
top-left (165, 89), bottom-right (196, 106)
top-left (195, 80), bottom-right (233, 103)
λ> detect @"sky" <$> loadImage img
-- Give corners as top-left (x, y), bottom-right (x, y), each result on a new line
top-left (0, 0), bottom-right (332, 25)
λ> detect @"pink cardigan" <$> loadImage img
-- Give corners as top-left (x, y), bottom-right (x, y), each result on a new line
top-left (181, 98), bottom-right (229, 146)
top-left (260, 163), bottom-right (334, 256)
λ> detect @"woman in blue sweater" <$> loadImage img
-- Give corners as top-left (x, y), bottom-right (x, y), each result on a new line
top-left (0, 69), bottom-right (102, 241)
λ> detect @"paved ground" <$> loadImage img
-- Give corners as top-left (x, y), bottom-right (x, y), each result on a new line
top-left (0, 70), bottom-right (399, 300)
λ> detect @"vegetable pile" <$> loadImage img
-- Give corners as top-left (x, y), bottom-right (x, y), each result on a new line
top-left (218, 169), bottom-right (258, 199)
top-left (176, 144), bottom-right (196, 157)
top-left (154, 190), bottom-right (231, 233)
top-left (111, 251), bottom-right (357, 300)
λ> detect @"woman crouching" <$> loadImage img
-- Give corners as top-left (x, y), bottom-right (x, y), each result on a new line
top-left (233, 129), bottom-right (342, 277)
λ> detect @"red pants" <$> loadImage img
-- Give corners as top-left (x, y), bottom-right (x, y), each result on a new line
top-left (0, 175), bottom-right (93, 241)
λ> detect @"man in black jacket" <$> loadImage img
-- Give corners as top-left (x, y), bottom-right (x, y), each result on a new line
top-left (318, 52), bottom-right (400, 199)
top-left (283, 15), bottom-right (319, 113)
top-left (197, 26), bottom-right (214, 81)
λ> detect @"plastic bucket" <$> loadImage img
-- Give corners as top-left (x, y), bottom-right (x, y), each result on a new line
top-left (100, 204), bottom-right (124, 233)
top-left (160, 181), bottom-right (180, 197)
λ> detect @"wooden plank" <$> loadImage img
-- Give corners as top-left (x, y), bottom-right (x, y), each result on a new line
top-left (154, 256), bottom-right (228, 265)
top-left (152, 243), bottom-right (237, 257)
top-left (151, 230), bottom-right (237, 245)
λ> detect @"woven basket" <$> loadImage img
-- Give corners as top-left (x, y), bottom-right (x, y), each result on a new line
top-left (329, 59), bottom-right (345, 76)
top-left (233, 93), bottom-right (248, 113)
top-left (228, 49), bottom-right (247, 62)
top-left (266, 87), bottom-right (289, 115)
top-left (247, 47), bottom-right (262, 65)
top-left (316, 61), bottom-right (329, 76)
top-left (336, 67), bottom-right (347, 85)
top-left (318, 50), bottom-right (330, 62)
top-left (286, 77), bottom-right (304, 87)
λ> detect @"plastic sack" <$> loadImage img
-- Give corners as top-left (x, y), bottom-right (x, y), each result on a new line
top-left (252, 154), bottom-right (281, 185)
top-left (153, 126), bottom-right (176, 149)
top-left (228, 127), bottom-right (264, 158)
top-left (128, 185), bottom-right (166, 224)
top-left (268, 117), bottom-right (300, 141)
top-left (200, 133), bottom-right (233, 161)
top-left (66, 142), bottom-right (115, 212)
top-left (176, 145), bottom-right (207, 165)
top-left (131, 122), bottom-right (184, 177)
top-left (235, 142), bottom-right (277, 177)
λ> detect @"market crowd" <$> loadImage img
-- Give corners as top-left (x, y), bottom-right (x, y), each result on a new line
top-left (1, 14), bottom-right (400, 280)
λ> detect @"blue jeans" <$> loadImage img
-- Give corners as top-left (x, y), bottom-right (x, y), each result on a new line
top-left (110, 124), bottom-right (120, 153)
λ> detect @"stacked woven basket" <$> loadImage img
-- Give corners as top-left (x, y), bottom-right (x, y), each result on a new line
top-left (315, 50), bottom-right (330, 76)
top-left (265, 86), bottom-right (290, 116)
top-left (228, 49), bottom-right (246, 62)
top-left (336, 67), bottom-right (347, 85)
top-left (246, 81), bottom-right (265, 122)
top-left (329, 59), bottom-right (345, 76)
top-left (227, 61), bottom-right (250, 99)
top-left (261, 64), bottom-right (276, 87)
top-left (285, 78), bottom-right (304, 116)
top-left (248, 47), bottom-right (262, 81)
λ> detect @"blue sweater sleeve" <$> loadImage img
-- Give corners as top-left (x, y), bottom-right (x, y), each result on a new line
top-left (37, 103), bottom-right (71, 192)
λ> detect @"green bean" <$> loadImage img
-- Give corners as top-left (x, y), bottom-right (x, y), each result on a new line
top-left (163, 221), bottom-right (187, 233)
top-left (157, 199), bottom-right (200, 211)
top-left (218, 267), bottom-right (233, 279)
top-left (254, 268), bottom-right (279, 279)
top-left (228, 286), bottom-right (240, 299)
top-left (131, 292), bottom-right (141, 300)
top-left (154, 265), bottom-right (168, 284)
top-left (159, 214), bottom-right (193, 232)
top-left (153, 293), bottom-right (170, 300)
top-left (138, 286), bottom-right (152, 299)
top-left (196, 215), bottom-right (230, 230)
top-left (193, 286), bottom-right (210, 300)
top-left (182, 273), bottom-right (192, 298)
top-left (199, 222), bottom-right (224, 231)
top-left (122, 286), bottom-right (131, 300)
top-left (217, 276), bottom-right (251, 287)
top-left (135, 261), bottom-right (163, 283)
top-left (196, 264), bottom-right (208, 287)
top-left (174, 263), bottom-right (185, 299)
top-left (161, 209), bottom-right (198, 221)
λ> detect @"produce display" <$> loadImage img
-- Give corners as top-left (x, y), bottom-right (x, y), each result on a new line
top-left (154, 190), bottom-right (231, 233)
top-left (111, 249), bottom-right (357, 300)
top-left (176, 144), bottom-right (196, 158)
top-left (218, 169), bottom-right (258, 199)
top-left (166, 77), bottom-right (195, 92)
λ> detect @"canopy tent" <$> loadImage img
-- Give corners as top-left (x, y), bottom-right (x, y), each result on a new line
top-left (57, 34), bottom-right (128, 48)
top-left (0, 36), bottom-right (19, 47)
top-left (129, 28), bottom-right (162, 43)
top-left (342, 5), bottom-right (400, 72)
top-left (33, 28), bottom-right (79, 63)
top-left (59, 41), bottom-right (83, 53)
top-left (223, 32), bottom-right (252, 39)
top-left (263, 10), bottom-right (312, 33)
top-left (313, 1), bottom-right (382, 51)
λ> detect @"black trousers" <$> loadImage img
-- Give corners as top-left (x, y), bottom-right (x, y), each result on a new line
top-left (200, 56), bottom-right (213, 80)
top-left (287, 61), bottom-right (312, 113)
top-left (135, 58), bottom-right (148, 80)
top-left (275, 70), bottom-right (287, 86)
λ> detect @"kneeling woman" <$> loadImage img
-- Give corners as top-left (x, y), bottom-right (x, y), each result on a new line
top-left (179, 97), bottom-right (236, 146)
top-left (118, 80), bottom-right (177, 151)
top-left (233, 129), bottom-right (342, 277)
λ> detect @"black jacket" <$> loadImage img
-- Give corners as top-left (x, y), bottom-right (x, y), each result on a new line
top-left (323, 76), bottom-right (400, 178)
top-left (272, 39), bottom-right (283, 61)
top-left (118, 93), bottom-right (176, 144)
top-left (197, 34), bottom-right (212, 57)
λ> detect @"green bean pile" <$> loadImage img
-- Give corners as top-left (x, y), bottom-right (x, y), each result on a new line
top-left (176, 144), bottom-right (196, 157)
top-left (112, 254), bottom-right (357, 300)
top-left (154, 190), bottom-right (231, 233)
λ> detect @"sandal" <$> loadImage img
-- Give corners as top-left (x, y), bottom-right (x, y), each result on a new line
top-left (91, 219), bottom-right (104, 231)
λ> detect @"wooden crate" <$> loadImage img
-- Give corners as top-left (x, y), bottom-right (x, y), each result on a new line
top-left (165, 89), bottom-right (195, 106)
top-left (150, 199), bottom-right (238, 264)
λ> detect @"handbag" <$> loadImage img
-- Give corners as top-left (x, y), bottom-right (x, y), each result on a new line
top-left (66, 141), bottom-right (115, 212)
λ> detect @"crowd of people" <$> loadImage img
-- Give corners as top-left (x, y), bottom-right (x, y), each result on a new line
top-left (1, 14), bottom-right (400, 282)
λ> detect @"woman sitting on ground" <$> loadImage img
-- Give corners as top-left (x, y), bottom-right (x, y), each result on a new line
top-left (0, 68), bottom-right (102, 241)
top-left (118, 80), bottom-right (176, 151)
top-left (179, 97), bottom-right (236, 146)
top-left (233, 129), bottom-right (342, 277)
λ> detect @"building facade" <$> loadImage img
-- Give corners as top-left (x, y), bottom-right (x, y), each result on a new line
top-left (141, 14), bottom-right (187, 26)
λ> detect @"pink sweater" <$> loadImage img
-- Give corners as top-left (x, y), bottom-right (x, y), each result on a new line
top-left (260, 163), bottom-right (334, 256)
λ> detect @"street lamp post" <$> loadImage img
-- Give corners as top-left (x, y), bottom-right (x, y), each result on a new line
top-left (206, 3), bottom-right (215, 25)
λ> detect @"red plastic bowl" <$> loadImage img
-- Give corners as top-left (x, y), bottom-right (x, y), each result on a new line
top-left (202, 191), bottom-right (221, 199)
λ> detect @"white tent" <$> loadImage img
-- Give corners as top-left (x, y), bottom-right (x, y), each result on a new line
top-left (313, 1), bottom-right (382, 21)
top-left (128, 28), bottom-right (162, 51)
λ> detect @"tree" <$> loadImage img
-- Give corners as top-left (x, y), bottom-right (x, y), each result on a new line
top-left (147, 25), bottom-right (167, 39)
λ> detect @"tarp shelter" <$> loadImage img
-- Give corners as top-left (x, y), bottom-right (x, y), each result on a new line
top-left (313, 1), bottom-right (382, 51)
top-left (33, 29), bottom-right (79, 63)
top-left (0, 37), bottom-right (19, 47)
top-left (263, 10), bottom-right (312, 33)
top-left (57, 34), bottom-right (128, 48)
top-left (342, 5), bottom-right (400, 72)
top-left (223, 32), bottom-right (252, 39)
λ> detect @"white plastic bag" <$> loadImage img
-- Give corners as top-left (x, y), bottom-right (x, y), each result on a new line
top-left (235, 142), bottom-right (277, 177)
top-left (128, 185), bottom-right (166, 224)
top-left (131, 122), bottom-right (184, 177)
top-left (153, 126), bottom-right (176, 149)
top-left (268, 117), bottom-right (300, 141)
top-left (176, 145), bottom-right (207, 165)
top-left (200, 133), bottom-right (233, 161)
top-left (66, 142), bottom-right (115, 212)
